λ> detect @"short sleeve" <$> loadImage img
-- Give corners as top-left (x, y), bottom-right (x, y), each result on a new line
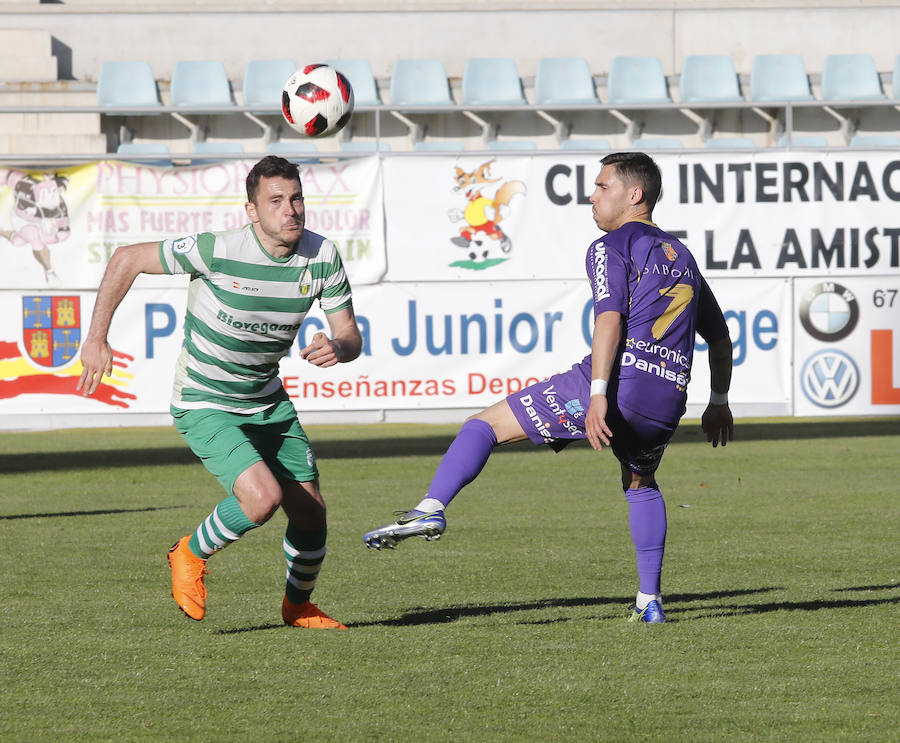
top-left (159, 232), bottom-right (216, 276)
top-left (588, 240), bottom-right (629, 317)
top-left (319, 241), bottom-right (353, 314)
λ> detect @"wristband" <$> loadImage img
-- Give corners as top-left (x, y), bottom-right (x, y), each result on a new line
top-left (710, 391), bottom-right (728, 405)
top-left (590, 378), bottom-right (608, 397)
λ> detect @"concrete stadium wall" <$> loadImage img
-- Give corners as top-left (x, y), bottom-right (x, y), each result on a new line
top-left (2, 2), bottom-right (900, 83)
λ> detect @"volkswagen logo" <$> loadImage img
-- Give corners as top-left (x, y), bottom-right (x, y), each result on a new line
top-left (800, 349), bottom-right (860, 408)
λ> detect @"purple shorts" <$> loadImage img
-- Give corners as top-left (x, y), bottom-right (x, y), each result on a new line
top-left (507, 362), bottom-right (676, 475)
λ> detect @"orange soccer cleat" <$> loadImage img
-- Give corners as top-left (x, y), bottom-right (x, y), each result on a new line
top-left (167, 536), bottom-right (208, 621)
top-left (282, 597), bottom-right (347, 630)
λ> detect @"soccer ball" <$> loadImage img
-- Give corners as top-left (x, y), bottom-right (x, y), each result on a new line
top-left (281, 64), bottom-right (354, 137)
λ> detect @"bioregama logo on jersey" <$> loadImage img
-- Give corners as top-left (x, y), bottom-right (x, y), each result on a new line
top-left (799, 282), bottom-right (859, 342)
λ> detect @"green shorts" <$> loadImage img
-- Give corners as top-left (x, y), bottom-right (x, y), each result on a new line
top-left (172, 400), bottom-right (318, 497)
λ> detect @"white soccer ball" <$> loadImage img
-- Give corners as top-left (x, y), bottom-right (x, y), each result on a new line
top-left (281, 64), bottom-right (354, 138)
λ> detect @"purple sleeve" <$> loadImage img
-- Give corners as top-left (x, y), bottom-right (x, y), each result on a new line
top-left (588, 241), bottom-right (629, 317)
top-left (696, 277), bottom-right (729, 342)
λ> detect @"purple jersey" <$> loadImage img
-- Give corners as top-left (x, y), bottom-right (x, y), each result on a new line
top-left (586, 220), bottom-right (727, 423)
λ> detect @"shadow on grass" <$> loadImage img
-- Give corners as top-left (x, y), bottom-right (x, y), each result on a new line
top-left (215, 587), bottom-right (780, 633)
top-left (682, 594), bottom-right (900, 620)
top-left (2, 417), bottom-right (898, 475)
top-left (0, 505), bottom-right (187, 520)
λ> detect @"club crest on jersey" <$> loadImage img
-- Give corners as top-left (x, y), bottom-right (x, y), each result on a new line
top-left (298, 269), bottom-right (311, 295)
top-left (661, 242), bottom-right (678, 261)
top-left (22, 295), bottom-right (81, 368)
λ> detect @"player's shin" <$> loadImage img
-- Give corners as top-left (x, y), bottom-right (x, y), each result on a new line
top-left (625, 486), bottom-right (667, 601)
top-left (283, 524), bottom-right (327, 605)
top-left (188, 494), bottom-right (260, 559)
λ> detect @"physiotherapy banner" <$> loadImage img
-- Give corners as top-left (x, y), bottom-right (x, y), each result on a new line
top-left (0, 153), bottom-right (897, 426)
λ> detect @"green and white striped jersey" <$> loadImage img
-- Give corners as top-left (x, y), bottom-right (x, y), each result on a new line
top-left (159, 224), bottom-right (352, 414)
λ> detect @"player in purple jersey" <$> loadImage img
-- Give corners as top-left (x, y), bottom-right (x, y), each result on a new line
top-left (364, 152), bottom-right (734, 623)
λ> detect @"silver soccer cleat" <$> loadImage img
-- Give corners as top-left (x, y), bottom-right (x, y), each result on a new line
top-left (363, 509), bottom-right (447, 550)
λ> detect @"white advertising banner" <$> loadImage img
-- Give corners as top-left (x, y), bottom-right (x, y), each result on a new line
top-left (793, 275), bottom-right (900, 416)
top-left (0, 277), bottom-right (792, 420)
top-left (0, 157), bottom-right (386, 290)
top-left (383, 152), bottom-right (900, 281)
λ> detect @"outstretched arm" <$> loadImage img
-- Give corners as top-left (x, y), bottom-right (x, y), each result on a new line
top-left (300, 304), bottom-right (363, 368)
top-left (77, 242), bottom-right (165, 396)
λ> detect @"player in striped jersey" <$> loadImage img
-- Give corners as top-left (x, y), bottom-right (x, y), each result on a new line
top-left (78, 156), bottom-right (361, 627)
top-left (364, 153), bottom-right (734, 624)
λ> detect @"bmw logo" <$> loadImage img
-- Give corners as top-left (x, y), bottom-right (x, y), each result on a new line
top-left (799, 282), bottom-right (859, 342)
top-left (800, 349), bottom-right (860, 408)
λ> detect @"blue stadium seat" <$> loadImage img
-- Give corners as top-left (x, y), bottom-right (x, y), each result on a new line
top-left (679, 55), bottom-right (743, 103)
top-left (339, 140), bottom-right (392, 152)
top-left (192, 141), bottom-right (245, 153)
top-left (243, 59), bottom-right (297, 111)
top-left (171, 61), bottom-right (234, 107)
top-left (97, 61), bottom-right (160, 108)
top-left (326, 59), bottom-right (381, 106)
top-left (632, 137), bottom-right (683, 149)
top-left (849, 134), bottom-right (900, 146)
top-left (462, 58), bottom-right (526, 105)
top-left (705, 137), bottom-right (756, 148)
top-left (777, 135), bottom-right (829, 147)
top-left (607, 56), bottom-right (671, 104)
top-left (266, 141), bottom-right (318, 154)
top-left (750, 55), bottom-right (814, 101)
top-left (534, 57), bottom-right (598, 104)
top-left (390, 59), bottom-right (453, 105)
top-left (413, 140), bottom-right (464, 151)
top-left (486, 139), bottom-right (537, 150)
top-left (115, 142), bottom-right (172, 166)
top-left (821, 54), bottom-right (885, 100)
top-left (560, 139), bottom-right (611, 150)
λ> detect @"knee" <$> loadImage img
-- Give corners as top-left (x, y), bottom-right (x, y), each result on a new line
top-left (239, 483), bottom-right (283, 524)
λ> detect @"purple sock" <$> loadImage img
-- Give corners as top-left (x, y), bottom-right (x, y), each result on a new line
top-left (625, 486), bottom-right (667, 596)
top-left (425, 418), bottom-right (498, 508)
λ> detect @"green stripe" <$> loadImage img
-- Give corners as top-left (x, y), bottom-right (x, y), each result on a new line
top-left (185, 314), bottom-right (287, 354)
top-left (214, 258), bottom-right (307, 282)
top-left (209, 283), bottom-right (316, 313)
top-left (322, 282), bottom-right (350, 299)
top-left (324, 300), bottom-right (352, 314)
top-left (185, 339), bottom-right (274, 376)
top-left (198, 232), bottom-right (215, 267)
top-left (186, 367), bottom-right (275, 395)
top-left (180, 386), bottom-right (287, 409)
top-left (174, 251), bottom-right (195, 274)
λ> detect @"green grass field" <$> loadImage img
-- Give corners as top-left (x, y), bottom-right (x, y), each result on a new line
top-left (1, 418), bottom-right (898, 742)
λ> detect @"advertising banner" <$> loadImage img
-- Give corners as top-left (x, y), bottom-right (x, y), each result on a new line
top-left (383, 151), bottom-right (900, 281)
top-left (0, 157), bottom-right (386, 290)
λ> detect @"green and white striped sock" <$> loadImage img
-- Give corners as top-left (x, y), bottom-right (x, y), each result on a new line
top-left (283, 524), bottom-right (327, 605)
top-left (188, 494), bottom-right (259, 559)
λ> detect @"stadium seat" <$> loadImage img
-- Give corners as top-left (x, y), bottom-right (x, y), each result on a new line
top-left (777, 134), bottom-right (829, 147)
top-left (821, 54), bottom-right (885, 100)
top-left (679, 55), bottom-right (743, 103)
top-left (894, 54), bottom-right (900, 98)
top-left (339, 140), bottom-right (392, 152)
top-left (632, 137), bottom-right (683, 148)
top-left (97, 61), bottom-right (160, 108)
top-left (242, 59), bottom-right (297, 111)
top-left (389, 59), bottom-right (453, 105)
top-left (750, 54), bottom-right (814, 101)
top-left (413, 140), bottom-right (464, 151)
top-left (462, 58), bottom-right (526, 105)
top-left (485, 139), bottom-right (537, 150)
top-left (849, 134), bottom-right (900, 146)
top-left (115, 142), bottom-right (172, 166)
top-left (171, 60), bottom-right (234, 107)
top-left (192, 141), bottom-right (245, 153)
top-left (560, 139), bottom-right (611, 150)
top-left (326, 59), bottom-right (381, 106)
top-left (266, 141), bottom-right (318, 154)
top-left (705, 137), bottom-right (756, 148)
top-left (607, 56), bottom-right (671, 104)
top-left (534, 57), bottom-right (598, 104)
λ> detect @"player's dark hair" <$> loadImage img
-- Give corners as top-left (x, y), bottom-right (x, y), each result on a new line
top-left (246, 155), bottom-right (302, 204)
top-left (600, 152), bottom-right (662, 214)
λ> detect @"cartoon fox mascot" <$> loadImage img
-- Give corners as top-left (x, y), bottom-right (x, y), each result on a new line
top-left (448, 160), bottom-right (526, 261)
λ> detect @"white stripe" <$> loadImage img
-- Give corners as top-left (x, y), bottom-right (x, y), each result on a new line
top-left (212, 508), bottom-right (240, 542)
top-left (195, 522), bottom-right (216, 555)
top-left (283, 540), bottom-right (327, 561)
top-left (286, 569), bottom-right (318, 590)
